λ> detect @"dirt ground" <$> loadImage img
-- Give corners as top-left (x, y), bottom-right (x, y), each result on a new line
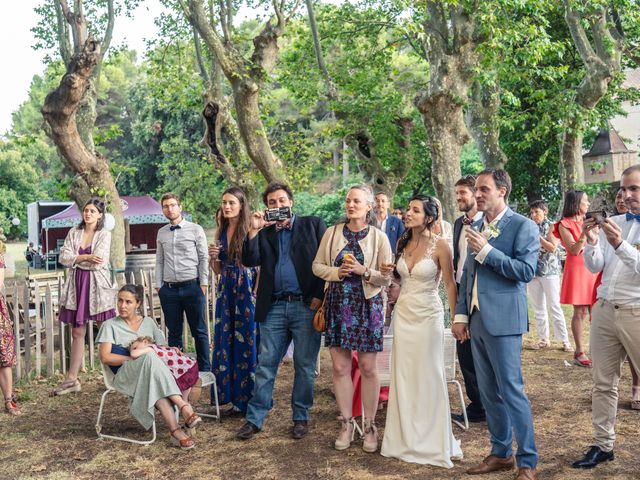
top-left (1, 332), bottom-right (639, 480)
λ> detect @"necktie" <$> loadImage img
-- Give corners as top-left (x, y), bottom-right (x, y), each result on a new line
top-left (275, 222), bottom-right (293, 232)
top-left (626, 212), bottom-right (640, 222)
top-left (170, 225), bottom-right (181, 231)
top-left (462, 216), bottom-right (473, 226)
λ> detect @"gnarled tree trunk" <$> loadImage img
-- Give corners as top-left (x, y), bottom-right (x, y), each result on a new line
top-left (42, 38), bottom-right (124, 268)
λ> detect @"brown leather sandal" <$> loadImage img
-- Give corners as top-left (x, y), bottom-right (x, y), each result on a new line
top-left (4, 397), bottom-right (21, 416)
top-left (180, 403), bottom-right (202, 429)
top-left (170, 427), bottom-right (195, 450)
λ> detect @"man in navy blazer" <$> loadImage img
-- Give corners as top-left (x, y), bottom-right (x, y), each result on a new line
top-left (373, 192), bottom-right (405, 253)
top-left (453, 169), bottom-right (540, 480)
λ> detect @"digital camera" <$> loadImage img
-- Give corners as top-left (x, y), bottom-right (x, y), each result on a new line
top-left (265, 206), bottom-right (292, 222)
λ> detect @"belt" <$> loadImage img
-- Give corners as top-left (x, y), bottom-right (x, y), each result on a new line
top-left (164, 278), bottom-right (198, 289)
top-left (272, 293), bottom-right (304, 302)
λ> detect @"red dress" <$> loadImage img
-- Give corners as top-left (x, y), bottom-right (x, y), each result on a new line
top-left (553, 218), bottom-right (597, 305)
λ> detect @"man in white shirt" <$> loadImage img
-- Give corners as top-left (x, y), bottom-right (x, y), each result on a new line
top-left (572, 164), bottom-right (640, 469)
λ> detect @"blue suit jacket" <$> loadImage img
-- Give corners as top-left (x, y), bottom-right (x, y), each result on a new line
top-left (383, 215), bottom-right (405, 254)
top-left (454, 208), bottom-right (539, 336)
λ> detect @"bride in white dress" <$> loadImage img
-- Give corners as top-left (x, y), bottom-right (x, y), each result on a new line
top-left (381, 195), bottom-right (463, 468)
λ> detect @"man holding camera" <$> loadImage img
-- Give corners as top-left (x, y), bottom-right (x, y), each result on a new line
top-left (236, 182), bottom-right (327, 441)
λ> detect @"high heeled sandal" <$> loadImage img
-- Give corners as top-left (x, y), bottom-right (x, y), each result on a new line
top-left (170, 427), bottom-right (195, 450)
top-left (334, 416), bottom-right (355, 451)
top-left (574, 352), bottom-right (592, 368)
top-left (180, 403), bottom-right (202, 429)
top-left (49, 379), bottom-right (81, 397)
top-left (4, 397), bottom-right (21, 416)
top-left (362, 418), bottom-right (378, 453)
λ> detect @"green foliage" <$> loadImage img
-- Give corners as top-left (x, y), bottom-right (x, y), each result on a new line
top-left (294, 189), bottom-right (347, 227)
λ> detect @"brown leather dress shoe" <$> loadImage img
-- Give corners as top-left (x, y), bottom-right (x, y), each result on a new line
top-left (292, 420), bottom-right (309, 439)
top-left (516, 467), bottom-right (538, 480)
top-left (467, 455), bottom-right (515, 475)
top-left (236, 422), bottom-right (260, 440)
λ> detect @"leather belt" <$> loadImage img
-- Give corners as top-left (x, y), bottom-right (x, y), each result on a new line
top-left (164, 278), bottom-right (198, 289)
top-left (272, 293), bottom-right (304, 302)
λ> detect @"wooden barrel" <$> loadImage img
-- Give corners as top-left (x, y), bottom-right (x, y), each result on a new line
top-left (125, 253), bottom-right (156, 276)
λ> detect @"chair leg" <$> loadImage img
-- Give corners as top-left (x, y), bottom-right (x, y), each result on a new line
top-left (95, 389), bottom-right (157, 446)
top-left (448, 380), bottom-right (469, 430)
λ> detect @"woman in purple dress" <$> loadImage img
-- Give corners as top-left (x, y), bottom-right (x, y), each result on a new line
top-left (51, 198), bottom-right (116, 396)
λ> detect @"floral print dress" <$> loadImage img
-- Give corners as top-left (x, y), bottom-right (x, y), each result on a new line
top-left (211, 229), bottom-right (259, 412)
top-left (0, 253), bottom-right (16, 368)
top-left (324, 225), bottom-right (384, 352)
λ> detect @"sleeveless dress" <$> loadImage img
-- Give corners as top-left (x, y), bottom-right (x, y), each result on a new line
top-left (0, 253), bottom-right (17, 368)
top-left (553, 218), bottom-right (597, 305)
top-left (211, 229), bottom-right (259, 412)
top-left (381, 242), bottom-right (462, 467)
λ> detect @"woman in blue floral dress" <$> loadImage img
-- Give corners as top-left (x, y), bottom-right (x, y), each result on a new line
top-left (209, 187), bottom-right (258, 414)
top-left (313, 185), bottom-right (393, 453)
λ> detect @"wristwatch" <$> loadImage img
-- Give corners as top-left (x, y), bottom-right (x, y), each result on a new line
top-left (364, 267), bottom-right (371, 281)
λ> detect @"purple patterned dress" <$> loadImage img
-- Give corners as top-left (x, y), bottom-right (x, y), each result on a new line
top-left (0, 253), bottom-right (16, 368)
top-left (59, 246), bottom-right (116, 327)
top-left (324, 225), bottom-right (384, 352)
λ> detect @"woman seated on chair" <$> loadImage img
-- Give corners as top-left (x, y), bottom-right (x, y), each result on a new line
top-left (95, 284), bottom-right (201, 450)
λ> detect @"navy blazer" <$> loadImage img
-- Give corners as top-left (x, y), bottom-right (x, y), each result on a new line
top-left (242, 215), bottom-right (327, 323)
top-left (374, 214), bottom-right (405, 254)
top-left (454, 208), bottom-right (539, 336)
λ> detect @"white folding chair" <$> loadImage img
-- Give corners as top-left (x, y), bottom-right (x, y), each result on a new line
top-left (195, 371), bottom-right (220, 421)
top-left (359, 334), bottom-right (394, 435)
top-left (444, 328), bottom-right (469, 430)
top-left (95, 363), bottom-right (157, 445)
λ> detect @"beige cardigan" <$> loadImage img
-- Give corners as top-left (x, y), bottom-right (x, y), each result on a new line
top-left (59, 227), bottom-right (115, 316)
top-left (313, 223), bottom-right (392, 299)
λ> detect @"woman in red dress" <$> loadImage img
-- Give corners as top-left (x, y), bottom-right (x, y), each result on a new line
top-left (553, 190), bottom-right (597, 367)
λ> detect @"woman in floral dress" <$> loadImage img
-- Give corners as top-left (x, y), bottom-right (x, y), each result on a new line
top-left (313, 185), bottom-right (392, 453)
top-left (0, 231), bottom-right (20, 415)
top-left (208, 187), bottom-right (258, 414)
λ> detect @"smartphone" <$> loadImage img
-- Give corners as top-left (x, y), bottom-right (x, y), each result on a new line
top-left (585, 210), bottom-right (608, 224)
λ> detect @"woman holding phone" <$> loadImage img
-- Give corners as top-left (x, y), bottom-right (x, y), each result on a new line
top-left (313, 184), bottom-right (392, 453)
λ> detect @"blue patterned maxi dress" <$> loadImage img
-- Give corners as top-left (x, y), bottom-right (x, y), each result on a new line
top-left (211, 230), bottom-right (259, 412)
top-left (324, 225), bottom-right (384, 352)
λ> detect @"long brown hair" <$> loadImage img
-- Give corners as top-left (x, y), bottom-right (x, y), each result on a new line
top-left (217, 187), bottom-right (250, 264)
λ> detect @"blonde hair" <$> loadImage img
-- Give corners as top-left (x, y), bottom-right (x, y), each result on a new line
top-left (129, 336), bottom-right (155, 349)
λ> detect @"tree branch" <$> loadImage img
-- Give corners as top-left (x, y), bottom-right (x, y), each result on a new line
top-left (54, 0), bottom-right (73, 65)
top-left (563, 0), bottom-right (598, 66)
top-left (101, 0), bottom-right (115, 60)
top-left (193, 26), bottom-right (210, 84)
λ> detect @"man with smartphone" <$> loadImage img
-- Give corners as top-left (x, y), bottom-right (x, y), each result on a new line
top-left (236, 182), bottom-right (327, 441)
top-left (572, 164), bottom-right (640, 469)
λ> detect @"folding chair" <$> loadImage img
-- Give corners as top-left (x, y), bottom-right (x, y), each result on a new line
top-left (95, 363), bottom-right (157, 445)
top-left (359, 334), bottom-right (393, 435)
top-left (194, 371), bottom-right (220, 421)
top-left (443, 328), bottom-right (469, 430)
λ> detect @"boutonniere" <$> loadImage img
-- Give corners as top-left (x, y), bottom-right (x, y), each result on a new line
top-left (485, 224), bottom-right (501, 240)
top-left (633, 241), bottom-right (640, 251)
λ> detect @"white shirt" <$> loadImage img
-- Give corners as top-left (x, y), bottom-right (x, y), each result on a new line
top-left (155, 219), bottom-right (209, 287)
top-left (584, 214), bottom-right (640, 305)
top-left (456, 211), bottom-right (483, 284)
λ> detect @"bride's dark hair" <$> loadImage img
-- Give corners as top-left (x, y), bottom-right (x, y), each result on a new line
top-left (395, 195), bottom-right (439, 267)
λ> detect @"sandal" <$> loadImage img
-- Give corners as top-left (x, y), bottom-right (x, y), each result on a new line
top-left (334, 416), bottom-right (355, 451)
top-left (562, 342), bottom-right (575, 353)
top-left (4, 397), bottom-right (21, 416)
top-left (531, 339), bottom-right (550, 350)
top-left (632, 387), bottom-right (640, 411)
top-left (170, 427), bottom-right (195, 450)
top-left (180, 403), bottom-right (202, 429)
top-left (49, 379), bottom-right (81, 397)
top-left (574, 352), bottom-right (592, 368)
top-left (362, 418), bottom-right (378, 453)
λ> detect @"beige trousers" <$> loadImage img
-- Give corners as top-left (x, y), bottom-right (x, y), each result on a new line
top-left (590, 300), bottom-right (640, 451)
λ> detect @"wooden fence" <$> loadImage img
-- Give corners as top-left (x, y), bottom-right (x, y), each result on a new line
top-left (5, 269), bottom-right (215, 382)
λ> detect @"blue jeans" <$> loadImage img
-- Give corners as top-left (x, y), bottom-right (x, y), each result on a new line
top-left (245, 300), bottom-right (321, 428)
top-left (470, 310), bottom-right (538, 469)
top-left (159, 282), bottom-right (211, 372)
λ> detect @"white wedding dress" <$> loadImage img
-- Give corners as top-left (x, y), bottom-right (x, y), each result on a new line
top-left (380, 250), bottom-right (462, 467)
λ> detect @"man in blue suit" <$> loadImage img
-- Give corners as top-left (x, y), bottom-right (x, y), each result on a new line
top-left (453, 169), bottom-right (540, 480)
top-left (373, 192), bottom-right (405, 253)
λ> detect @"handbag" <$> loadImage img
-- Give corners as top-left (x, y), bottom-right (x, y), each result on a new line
top-left (313, 225), bottom-right (338, 332)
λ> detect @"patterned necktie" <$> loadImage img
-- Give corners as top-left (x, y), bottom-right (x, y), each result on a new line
top-left (275, 222), bottom-right (293, 232)
top-left (626, 212), bottom-right (640, 222)
top-left (169, 225), bottom-right (181, 231)
top-left (462, 216), bottom-right (474, 226)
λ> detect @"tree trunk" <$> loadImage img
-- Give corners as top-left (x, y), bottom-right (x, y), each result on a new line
top-left (560, 0), bottom-right (623, 190)
top-left (415, 93), bottom-right (465, 222)
top-left (466, 80), bottom-right (508, 169)
top-left (42, 38), bottom-right (125, 269)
